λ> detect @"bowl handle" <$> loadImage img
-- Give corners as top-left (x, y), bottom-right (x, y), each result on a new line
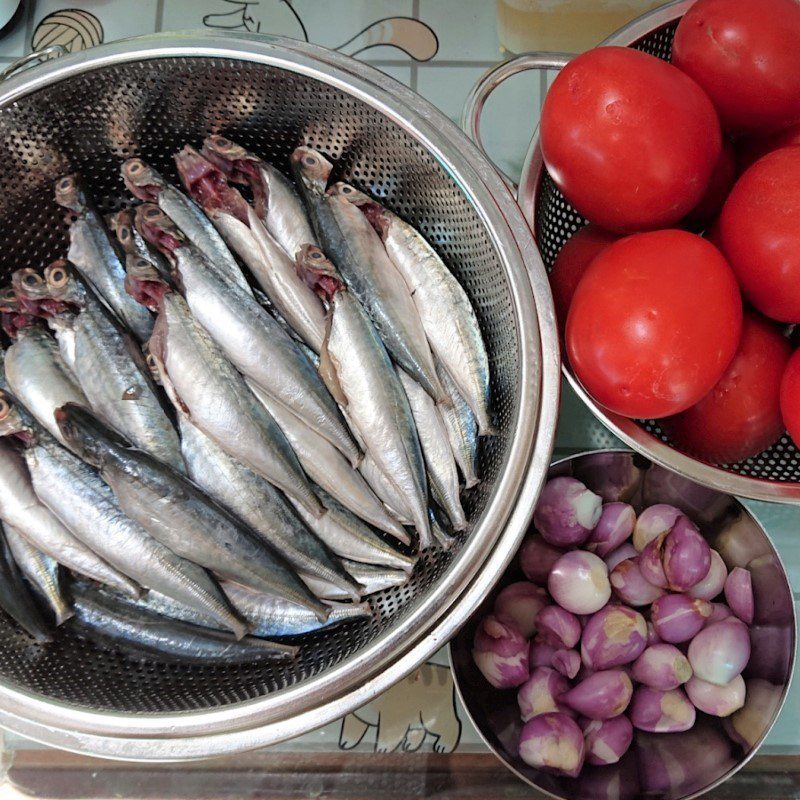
top-left (0, 45), bottom-right (67, 82)
top-left (461, 53), bottom-right (573, 191)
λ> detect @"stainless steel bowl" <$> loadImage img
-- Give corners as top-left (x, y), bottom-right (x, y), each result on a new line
top-left (450, 450), bottom-right (796, 800)
top-left (0, 32), bottom-right (560, 759)
top-left (463, 0), bottom-right (800, 504)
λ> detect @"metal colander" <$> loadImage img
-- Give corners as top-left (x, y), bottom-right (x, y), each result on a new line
top-left (465, 0), bottom-right (800, 503)
top-left (0, 33), bottom-right (559, 759)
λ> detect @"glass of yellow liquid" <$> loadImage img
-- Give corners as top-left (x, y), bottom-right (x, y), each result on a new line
top-left (496, 0), bottom-right (666, 54)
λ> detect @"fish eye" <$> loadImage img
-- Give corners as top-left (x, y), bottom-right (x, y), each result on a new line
top-left (48, 268), bottom-right (67, 286)
top-left (1, 288), bottom-right (15, 301)
top-left (22, 273), bottom-right (41, 287)
top-left (144, 207), bottom-right (161, 220)
top-left (119, 227), bottom-right (130, 241)
top-left (128, 160), bottom-right (143, 173)
top-left (58, 176), bottom-right (73, 190)
top-left (215, 136), bottom-right (229, 147)
top-left (304, 155), bottom-right (317, 167)
top-left (342, 186), bottom-right (353, 194)
top-left (309, 250), bottom-right (323, 260)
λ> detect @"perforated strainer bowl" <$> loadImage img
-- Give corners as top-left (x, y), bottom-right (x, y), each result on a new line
top-left (0, 32), bottom-right (559, 759)
top-left (464, 0), bottom-right (800, 504)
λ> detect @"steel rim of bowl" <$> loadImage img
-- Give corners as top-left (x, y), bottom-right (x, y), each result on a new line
top-left (449, 448), bottom-right (797, 800)
top-left (0, 31), bottom-right (560, 759)
top-left (517, 0), bottom-right (800, 504)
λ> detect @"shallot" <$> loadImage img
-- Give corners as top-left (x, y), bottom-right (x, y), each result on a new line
top-left (605, 542), bottom-right (639, 572)
top-left (724, 567), bottom-right (754, 625)
top-left (688, 618), bottom-right (750, 685)
top-left (586, 502), bottom-right (636, 557)
top-left (529, 640), bottom-right (557, 668)
top-left (518, 666), bottom-right (571, 721)
top-left (518, 712), bottom-right (585, 777)
top-left (639, 533), bottom-right (669, 589)
top-left (650, 594), bottom-right (712, 643)
top-left (494, 582), bottom-right (548, 638)
top-left (561, 669), bottom-right (633, 720)
top-left (631, 644), bottom-right (692, 690)
top-left (629, 686), bottom-right (696, 733)
top-left (685, 674), bottom-right (745, 717)
top-left (689, 548), bottom-right (727, 600)
top-left (472, 615), bottom-right (529, 688)
top-left (536, 605), bottom-right (581, 649)
top-left (661, 516), bottom-right (711, 591)
top-left (633, 504), bottom-right (681, 552)
top-left (552, 648), bottom-right (581, 679)
top-left (581, 605), bottom-right (647, 669)
top-left (519, 534), bottom-right (564, 584)
top-left (706, 602), bottom-right (733, 626)
top-left (533, 477), bottom-right (602, 547)
top-left (610, 558), bottom-right (665, 606)
top-left (548, 551), bottom-right (610, 614)
top-left (582, 715), bottom-right (633, 766)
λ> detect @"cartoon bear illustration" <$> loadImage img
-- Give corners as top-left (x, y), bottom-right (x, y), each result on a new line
top-left (339, 661), bottom-right (462, 753)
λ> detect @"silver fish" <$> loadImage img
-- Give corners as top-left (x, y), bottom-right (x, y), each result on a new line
top-left (107, 208), bottom-right (171, 278)
top-left (397, 370), bottom-right (466, 531)
top-left (121, 157), bottom-right (250, 293)
top-left (332, 183), bottom-right (494, 435)
top-left (438, 363), bottom-right (480, 489)
top-left (136, 205), bottom-right (358, 465)
top-left (202, 134), bottom-right (318, 259)
top-left (38, 264), bottom-right (185, 473)
top-left (178, 413), bottom-right (360, 600)
top-left (292, 489), bottom-right (416, 574)
top-left (175, 146), bottom-right (326, 353)
top-left (0, 434), bottom-right (139, 598)
top-left (291, 147), bottom-right (446, 403)
top-left (57, 402), bottom-right (328, 621)
top-left (54, 174), bottom-right (153, 341)
top-left (14, 412), bottom-right (245, 637)
top-left (358, 450), bottom-right (414, 526)
top-left (296, 245), bottom-right (430, 547)
top-left (2, 521), bottom-right (72, 625)
top-left (4, 325), bottom-right (90, 448)
top-left (250, 383), bottom-right (410, 545)
top-left (131, 268), bottom-right (322, 517)
top-left (304, 560), bottom-right (409, 601)
top-left (70, 581), bottom-right (296, 663)
top-left (430, 507), bottom-right (457, 552)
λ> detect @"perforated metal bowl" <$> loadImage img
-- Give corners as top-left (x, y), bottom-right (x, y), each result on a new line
top-left (0, 32), bottom-right (559, 759)
top-left (464, 0), bottom-right (800, 504)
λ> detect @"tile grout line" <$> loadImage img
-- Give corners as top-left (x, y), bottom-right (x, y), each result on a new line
top-left (155, 0), bottom-right (166, 33)
top-left (410, 0), bottom-right (420, 91)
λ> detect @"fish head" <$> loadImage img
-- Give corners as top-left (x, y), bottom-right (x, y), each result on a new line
top-left (0, 309), bottom-right (36, 340)
top-left (120, 158), bottom-right (166, 203)
top-left (134, 205), bottom-right (185, 261)
top-left (54, 174), bottom-right (87, 214)
top-left (54, 402), bottom-right (128, 467)
top-left (0, 390), bottom-right (36, 445)
top-left (124, 254), bottom-right (171, 313)
top-left (201, 135), bottom-right (258, 178)
top-left (327, 183), bottom-right (389, 236)
top-left (12, 266), bottom-right (75, 321)
top-left (174, 145), bottom-right (250, 224)
top-left (295, 244), bottom-right (343, 302)
top-left (107, 208), bottom-right (138, 256)
top-left (0, 284), bottom-right (18, 314)
top-left (290, 147), bottom-right (332, 197)
top-left (141, 342), bottom-right (163, 384)
top-left (43, 260), bottom-right (86, 308)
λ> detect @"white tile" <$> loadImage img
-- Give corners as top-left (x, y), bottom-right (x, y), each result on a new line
top-left (366, 63), bottom-right (412, 87)
top-left (161, 1), bottom-right (422, 61)
top-left (30, 1), bottom-right (158, 50)
top-left (416, 63), bottom-right (540, 183)
top-left (0, 9), bottom-right (27, 59)
top-left (418, 0), bottom-right (499, 62)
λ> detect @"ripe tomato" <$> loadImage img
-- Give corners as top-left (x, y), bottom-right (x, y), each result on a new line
top-left (672, 0), bottom-right (800, 135)
top-left (549, 225), bottom-right (618, 335)
top-left (737, 121), bottom-right (800, 171)
top-left (686, 140), bottom-right (737, 227)
top-left (566, 230), bottom-right (742, 419)
top-left (540, 47), bottom-right (721, 233)
top-left (781, 348), bottom-right (800, 445)
top-left (718, 147), bottom-right (800, 322)
top-left (662, 313), bottom-right (790, 463)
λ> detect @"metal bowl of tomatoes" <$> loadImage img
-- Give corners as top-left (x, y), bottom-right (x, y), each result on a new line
top-left (463, 0), bottom-right (800, 504)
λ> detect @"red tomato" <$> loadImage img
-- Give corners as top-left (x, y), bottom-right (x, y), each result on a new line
top-left (662, 313), bottom-right (790, 463)
top-left (737, 121), bottom-right (800, 171)
top-left (549, 225), bottom-right (618, 335)
top-left (540, 47), bottom-right (721, 233)
top-left (781, 348), bottom-right (800, 445)
top-left (566, 230), bottom-right (742, 419)
top-left (718, 147), bottom-right (800, 322)
top-left (672, 0), bottom-right (800, 135)
top-left (686, 140), bottom-right (737, 226)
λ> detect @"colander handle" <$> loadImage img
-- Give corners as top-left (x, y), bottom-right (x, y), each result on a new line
top-left (461, 52), bottom-right (573, 191)
top-left (0, 45), bottom-right (68, 82)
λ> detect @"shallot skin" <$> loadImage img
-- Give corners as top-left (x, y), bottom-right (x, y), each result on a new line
top-left (533, 477), bottom-right (602, 547)
top-left (518, 712), bottom-right (585, 778)
top-left (548, 550), bottom-right (611, 615)
top-left (582, 715), bottom-right (634, 766)
top-left (686, 674), bottom-right (746, 717)
top-left (631, 644), bottom-right (692, 690)
top-left (581, 605), bottom-right (647, 669)
top-left (688, 618), bottom-right (751, 686)
top-left (472, 615), bottom-right (529, 689)
top-left (639, 532), bottom-right (669, 589)
top-left (586, 502), bottom-right (636, 558)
